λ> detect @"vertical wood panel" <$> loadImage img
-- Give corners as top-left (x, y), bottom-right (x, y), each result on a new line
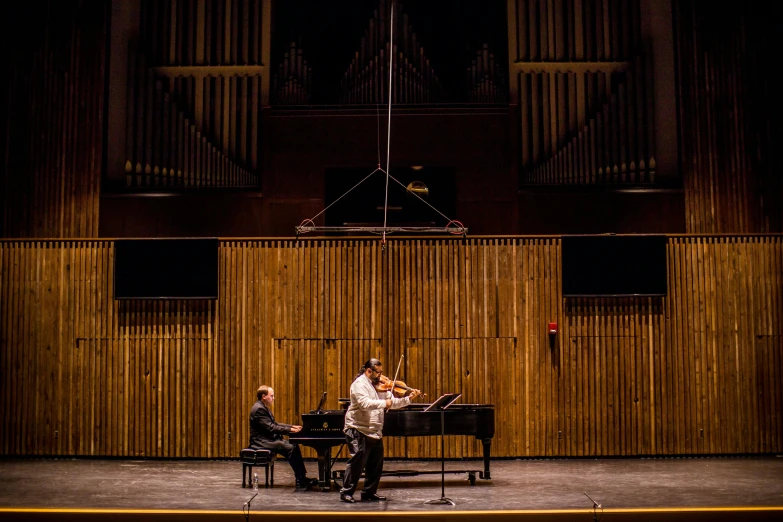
top-left (675, 1), bottom-right (780, 233)
top-left (2, 1), bottom-right (106, 238)
top-left (1, 236), bottom-right (781, 459)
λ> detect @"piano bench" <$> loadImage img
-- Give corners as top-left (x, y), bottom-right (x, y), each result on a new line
top-left (240, 449), bottom-right (276, 488)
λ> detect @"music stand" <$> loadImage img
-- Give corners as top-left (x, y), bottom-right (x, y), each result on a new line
top-left (314, 391), bottom-right (327, 414)
top-left (424, 393), bottom-right (462, 506)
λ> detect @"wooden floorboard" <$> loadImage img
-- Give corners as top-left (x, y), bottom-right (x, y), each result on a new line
top-left (0, 456), bottom-right (782, 521)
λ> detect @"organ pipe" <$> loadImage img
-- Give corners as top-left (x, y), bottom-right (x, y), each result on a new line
top-left (124, 0), bottom-right (269, 188)
top-left (339, 1), bottom-right (442, 104)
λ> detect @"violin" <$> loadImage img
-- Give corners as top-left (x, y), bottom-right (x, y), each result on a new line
top-left (375, 374), bottom-right (426, 398)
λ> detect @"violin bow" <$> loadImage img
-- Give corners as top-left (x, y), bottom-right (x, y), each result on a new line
top-left (390, 354), bottom-right (404, 398)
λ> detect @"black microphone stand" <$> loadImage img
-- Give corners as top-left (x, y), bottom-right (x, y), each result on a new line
top-left (243, 492), bottom-right (258, 522)
top-left (584, 491), bottom-right (602, 522)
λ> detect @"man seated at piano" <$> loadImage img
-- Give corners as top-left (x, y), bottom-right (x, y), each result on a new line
top-left (339, 358), bottom-right (421, 503)
top-left (249, 385), bottom-right (319, 490)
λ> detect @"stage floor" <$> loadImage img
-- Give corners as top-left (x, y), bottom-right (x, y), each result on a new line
top-left (1, 456), bottom-right (782, 520)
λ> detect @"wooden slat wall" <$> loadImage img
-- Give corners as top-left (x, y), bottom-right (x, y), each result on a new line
top-left (1, 237), bottom-right (781, 458)
top-left (1, 1), bottom-right (107, 238)
top-left (674, 1), bottom-right (780, 233)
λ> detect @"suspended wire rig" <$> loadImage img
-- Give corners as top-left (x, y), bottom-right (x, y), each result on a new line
top-left (294, 0), bottom-right (467, 245)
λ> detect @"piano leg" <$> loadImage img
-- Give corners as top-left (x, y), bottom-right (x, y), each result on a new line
top-left (481, 438), bottom-right (492, 479)
top-left (314, 446), bottom-right (333, 491)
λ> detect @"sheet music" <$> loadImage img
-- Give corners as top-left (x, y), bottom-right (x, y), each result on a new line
top-left (314, 391), bottom-right (327, 413)
top-left (423, 393), bottom-right (462, 412)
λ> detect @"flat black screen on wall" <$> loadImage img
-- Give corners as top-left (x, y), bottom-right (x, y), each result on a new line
top-left (114, 238), bottom-right (219, 299)
top-left (561, 235), bottom-right (668, 297)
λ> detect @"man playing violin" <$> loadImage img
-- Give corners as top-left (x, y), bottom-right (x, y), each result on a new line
top-left (339, 358), bottom-right (421, 503)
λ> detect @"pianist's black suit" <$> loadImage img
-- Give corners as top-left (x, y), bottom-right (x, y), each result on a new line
top-left (249, 400), bottom-right (308, 481)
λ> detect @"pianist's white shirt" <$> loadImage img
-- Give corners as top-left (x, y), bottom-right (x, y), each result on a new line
top-left (344, 373), bottom-right (411, 439)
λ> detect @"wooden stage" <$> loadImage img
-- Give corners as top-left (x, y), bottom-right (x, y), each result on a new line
top-left (1, 456), bottom-right (781, 521)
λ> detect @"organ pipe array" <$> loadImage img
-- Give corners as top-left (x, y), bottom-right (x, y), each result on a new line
top-left (524, 50), bottom-right (655, 184)
top-left (272, 42), bottom-right (313, 105)
top-left (124, 48), bottom-right (258, 187)
top-left (508, 0), bottom-right (656, 185)
top-left (339, 0), bottom-right (442, 104)
top-left (124, 0), bottom-right (271, 188)
top-left (467, 44), bottom-right (506, 104)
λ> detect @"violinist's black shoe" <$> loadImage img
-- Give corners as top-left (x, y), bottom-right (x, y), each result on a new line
top-left (295, 477), bottom-right (318, 489)
top-left (340, 494), bottom-right (356, 503)
top-left (361, 493), bottom-right (387, 502)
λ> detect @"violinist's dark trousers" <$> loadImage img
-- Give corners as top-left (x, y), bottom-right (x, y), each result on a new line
top-left (340, 428), bottom-right (384, 496)
top-left (255, 440), bottom-right (307, 481)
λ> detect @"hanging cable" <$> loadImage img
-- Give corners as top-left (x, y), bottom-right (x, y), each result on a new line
top-left (302, 168), bottom-right (383, 224)
top-left (383, 0), bottom-right (395, 234)
top-left (293, 0), bottom-right (467, 239)
top-left (385, 172), bottom-right (453, 222)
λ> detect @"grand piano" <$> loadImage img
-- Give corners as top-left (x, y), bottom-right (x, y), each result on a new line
top-left (288, 399), bottom-right (495, 491)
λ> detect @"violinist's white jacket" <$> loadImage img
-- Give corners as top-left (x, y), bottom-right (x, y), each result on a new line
top-left (344, 373), bottom-right (412, 439)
